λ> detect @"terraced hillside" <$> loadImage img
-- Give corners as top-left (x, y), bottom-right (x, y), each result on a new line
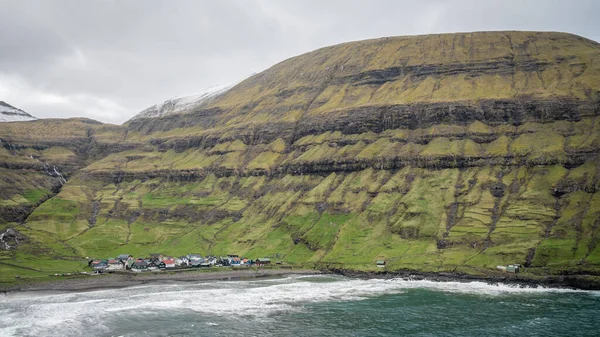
top-left (1, 31), bottom-right (599, 283)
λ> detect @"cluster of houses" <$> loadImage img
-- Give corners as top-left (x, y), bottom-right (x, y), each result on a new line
top-left (89, 253), bottom-right (272, 273)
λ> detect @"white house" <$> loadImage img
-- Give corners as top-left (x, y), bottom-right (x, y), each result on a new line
top-left (187, 253), bottom-right (203, 262)
top-left (107, 259), bottom-right (124, 270)
top-left (175, 256), bottom-right (189, 266)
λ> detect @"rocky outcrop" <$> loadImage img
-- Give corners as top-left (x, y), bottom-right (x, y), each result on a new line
top-left (0, 228), bottom-right (27, 250)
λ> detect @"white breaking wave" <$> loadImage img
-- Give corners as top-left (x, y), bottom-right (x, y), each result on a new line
top-left (0, 275), bottom-right (596, 337)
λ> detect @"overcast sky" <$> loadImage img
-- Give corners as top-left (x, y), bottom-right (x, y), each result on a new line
top-left (0, 0), bottom-right (598, 124)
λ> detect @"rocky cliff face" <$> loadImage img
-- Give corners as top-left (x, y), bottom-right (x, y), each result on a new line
top-left (1, 31), bottom-right (599, 280)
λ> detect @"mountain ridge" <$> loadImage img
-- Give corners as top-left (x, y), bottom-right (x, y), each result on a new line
top-left (0, 31), bottom-right (599, 285)
top-left (0, 101), bottom-right (36, 123)
top-left (129, 81), bottom-right (242, 122)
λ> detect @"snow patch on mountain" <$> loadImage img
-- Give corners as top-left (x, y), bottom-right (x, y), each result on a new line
top-left (130, 81), bottom-right (239, 121)
top-left (0, 101), bottom-right (37, 122)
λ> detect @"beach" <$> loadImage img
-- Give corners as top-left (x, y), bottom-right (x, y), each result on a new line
top-left (1, 268), bottom-right (321, 293)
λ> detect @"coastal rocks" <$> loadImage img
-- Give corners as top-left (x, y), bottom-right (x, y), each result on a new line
top-left (327, 268), bottom-right (600, 290)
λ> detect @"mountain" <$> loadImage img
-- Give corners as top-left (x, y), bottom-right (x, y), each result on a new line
top-left (1, 31), bottom-right (599, 285)
top-left (129, 82), bottom-right (239, 121)
top-left (0, 101), bottom-right (36, 122)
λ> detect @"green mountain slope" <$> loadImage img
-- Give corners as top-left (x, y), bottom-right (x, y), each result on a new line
top-left (1, 31), bottom-right (599, 283)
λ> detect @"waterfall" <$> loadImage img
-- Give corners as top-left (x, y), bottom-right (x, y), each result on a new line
top-left (0, 229), bottom-right (10, 250)
top-left (53, 165), bottom-right (67, 185)
top-left (29, 155), bottom-right (67, 186)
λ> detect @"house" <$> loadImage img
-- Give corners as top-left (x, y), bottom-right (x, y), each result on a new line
top-left (506, 264), bottom-right (521, 273)
top-left (175, 256), bottom-right (189, 267)
top-left (218, 257), bottom-right (230, 266)
top-left (230, 257), bottom-right (242, 266)
top-left (376, 260), bottom-right (386, 268)
top-left (497, 264), bottom-right (521, 273)
top-left (117, 254), bottom-right (132, 262)
top-left (256, 258), bottom-right (271, 266)
top-left (190, 260), bottom-right (202, 268)
top-left (148, 260), bottom-right (159, 271)
top-left (91, 260), bottom-right (107, 272)
top-left (107, 259), bottom-right (124, 270)
top-left (207, 256), bottom-right (218, 266)
top-left (187, 254), bottom-right (204, 263)
top-left (132, 260), bottom-right (148, 272)
top-left (149, 253), bottom-right (163, 263)
top-left (162, 259), bottom-right (176, 268)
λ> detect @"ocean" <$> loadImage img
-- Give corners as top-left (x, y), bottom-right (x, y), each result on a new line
top-left (1, 275), bottom-right (599, 336)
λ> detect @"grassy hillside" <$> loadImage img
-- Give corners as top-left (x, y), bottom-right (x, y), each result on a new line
top-left (1, 31), bottom-right (599, 284)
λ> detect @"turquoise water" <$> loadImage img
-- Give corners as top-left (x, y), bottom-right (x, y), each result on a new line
top-left (1, 275), bottom-right (599, 336)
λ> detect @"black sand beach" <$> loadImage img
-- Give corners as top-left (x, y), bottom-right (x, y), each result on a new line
top-left (1, 268), bottom-right (322, 293)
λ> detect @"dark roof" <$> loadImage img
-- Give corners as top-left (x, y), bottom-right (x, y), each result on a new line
top-left (92, 262), bottom-right (107, 269)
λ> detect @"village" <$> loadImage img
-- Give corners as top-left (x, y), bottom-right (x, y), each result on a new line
top-left (88, 253), bottom-right (276, 273)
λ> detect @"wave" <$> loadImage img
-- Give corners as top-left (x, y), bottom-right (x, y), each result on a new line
top-left (0, 275), bottom-right (597, 337)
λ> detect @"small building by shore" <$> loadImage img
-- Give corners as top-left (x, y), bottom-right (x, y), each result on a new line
top-left (256, 258), bottom-right (271, 266)
top-left (497, 264), bottom-right (521, 273)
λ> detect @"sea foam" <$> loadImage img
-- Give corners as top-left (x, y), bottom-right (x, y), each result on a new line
top-left (0, 275), bottom-right (596, 337)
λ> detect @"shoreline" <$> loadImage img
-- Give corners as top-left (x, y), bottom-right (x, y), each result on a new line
top-left (3, 267), bottom-right (600, 294)
top-left (0, 268), bottom-right (322, 293)
top-left (328, 268), bottom-right (600, 290)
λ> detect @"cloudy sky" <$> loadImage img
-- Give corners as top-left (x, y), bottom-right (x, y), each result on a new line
top-left (1, 0), bottom-right (598, 124)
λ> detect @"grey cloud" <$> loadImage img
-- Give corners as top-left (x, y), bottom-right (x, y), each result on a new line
top-left (0, 0), bottom-right (598, 124)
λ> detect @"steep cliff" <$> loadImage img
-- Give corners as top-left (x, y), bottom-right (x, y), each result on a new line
top-left (1, 31), bottom-right (599, 282)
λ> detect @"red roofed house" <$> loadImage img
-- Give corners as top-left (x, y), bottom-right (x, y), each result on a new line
top-left (162, 259), bottom-right (176, 268)
top-left (107, 259), bottom-right (124, 270)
